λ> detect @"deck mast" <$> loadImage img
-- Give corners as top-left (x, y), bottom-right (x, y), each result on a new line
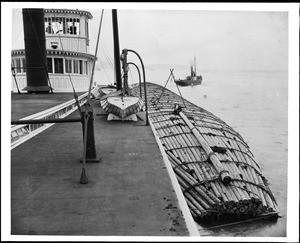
top-left (112, 9), bottom-right (122, 91)
top-left (194, 55), bottom-right (196, 76)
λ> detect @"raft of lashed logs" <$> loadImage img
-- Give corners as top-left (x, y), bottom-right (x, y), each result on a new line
top-left (131, 82), bottom-right (279, 221)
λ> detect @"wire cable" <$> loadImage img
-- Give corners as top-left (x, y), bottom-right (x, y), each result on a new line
top-left (53, 12), bottom-right (82, 115)
top-left (87, 9), bottom-right (104, 104)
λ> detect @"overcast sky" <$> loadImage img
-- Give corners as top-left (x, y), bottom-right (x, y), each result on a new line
top-left (11, 4), bottom-right (289, 71)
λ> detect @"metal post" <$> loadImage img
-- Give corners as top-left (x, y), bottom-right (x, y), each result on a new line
top-left (126, 49), bottom-right (149, 125)
top-left (80, 103), bottom-right (100, 163)
top-left (11, 118), bottom-right (82, 125)
top-left (80, 112), bottom-right (89, 184)
top-left (11, 64), bottom-right (21, 94)
top-left (121, 49), bottom-right (129, 95)
top-left (128, 62), bottom-right (142, 98)
top-left (112, 9), bottom-right (122, 91)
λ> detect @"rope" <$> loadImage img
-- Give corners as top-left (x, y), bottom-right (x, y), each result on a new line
top-left (128, 67), bottom-right (134, 85)
top-left (226, 147), bottom-right (260, 169)
top-left (87, 9), bottom-right (104, 104)
top-left (155, 69), bottom-right (174, 105)
top-left (231, 179), bottom-right (277, 204)
top-left (98, 40), bottom-right (116, 86)
top-left (182, 181), bottom-right (207, 193)
top-left (100, 40), bottom-right (115, 72)
top-left (187, 118), bottom-right (251, 152)
top-left (154, 69), bottom-right (186, 109)
top-left (170, 70), bottom-right (186, 108)
top-left (219, 159), bottom-right (261, 177)
top-left (230, 183), bottom-right (262, 199)
top-left (165, 145), bottom-right (205, 152)
top-left (99, 60), bottom-right (112, 84)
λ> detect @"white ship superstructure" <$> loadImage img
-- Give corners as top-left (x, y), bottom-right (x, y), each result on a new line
top-left (11, 9), bottom-right (96, 92)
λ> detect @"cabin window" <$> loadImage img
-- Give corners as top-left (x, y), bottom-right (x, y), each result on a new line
top-left (55, 17), bottom-right (63, 34)
top-left (79, 60), bottom-right (83, 74)
top-left (66, 18), bottom-right (80, 35)
top-left (45, 17), bottom-right (79, 35)
top-left (47, 58), bottom-right (53, 73)
top-left (54, 58), bottom-right (64, 74)
top-left (45, 17), bottom-right (54, 34)
top-left (65, 59), bottom-right (72, 73)
top-left (11, 60), bottom-right (16, 74)
top-left (62, 18), bottom-right (67, 34)
top-left (84, 61), bottom-right (88, 75)
top-left (15, 58), bottom-right (21, 73)
top-left (73, 60), bottom-right (79, 74)
top-left (50, 17), bottom-right (64, 34)
top-left (85, 19), bottom-right (89, 40)
top-left (22, 58), bottom-right (26, 73)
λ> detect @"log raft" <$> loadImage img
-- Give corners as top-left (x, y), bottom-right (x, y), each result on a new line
top-left (131, 82), bottom-right (279, 222)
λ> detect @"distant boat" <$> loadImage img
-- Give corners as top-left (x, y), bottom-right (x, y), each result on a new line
top-left (174, 56), bottom-right (202, 86)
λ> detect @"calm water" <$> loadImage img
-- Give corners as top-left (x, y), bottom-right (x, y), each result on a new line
top-left (94, 66), bottom-right (288, 237)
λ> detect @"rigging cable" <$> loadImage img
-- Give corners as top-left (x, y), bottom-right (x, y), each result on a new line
top-left (170, 70), bottom-right (186, 108)
top-left (87, 9), bottom-right (104, 104)
top-left (99, 46), bottom-right (115, 72)
top-left (100, 41), bottom-right (115, 71)
top-left (99, 60), bottom-right (112, 84)
top-left (155, 69), bottom-right (186, 108)
top-left (155, 68), bottom-right (174, 105)
top-left (100, 40), bottom-right (115, 68)
top-left (97, 40), bottom-right (116, 85)
top-left (128, 67), bottom-right (134, 85)
top-left (53, 12), bottom-right (82, 116)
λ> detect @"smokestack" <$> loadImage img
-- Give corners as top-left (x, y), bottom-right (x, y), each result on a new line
top-left (22, 8), bottom-right (51, 93)
top-left (112, 9), bottom-right (122, 91)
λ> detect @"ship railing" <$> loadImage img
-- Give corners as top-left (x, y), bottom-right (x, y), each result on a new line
top-left (11, 92), bottom-right (88, 149)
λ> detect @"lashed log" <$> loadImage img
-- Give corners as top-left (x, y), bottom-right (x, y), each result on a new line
top-left (175, 107), bottom-right (232, 185)
top-left (140, 83), bottom-right (278, 220)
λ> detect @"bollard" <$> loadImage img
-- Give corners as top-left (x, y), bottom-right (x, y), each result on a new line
top-left (81, 103), bottom-right (100, 163)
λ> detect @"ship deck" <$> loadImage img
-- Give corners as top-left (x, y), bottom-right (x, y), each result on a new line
top-left (11, 92), bottom-right (85, 121)
top-left (10, 82), bottom-right (279, 237)
top-left (10, 91), bottom-right (196, 236)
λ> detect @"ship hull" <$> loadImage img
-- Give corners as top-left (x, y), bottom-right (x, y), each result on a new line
top-left (174, 79), bottom-right (202, 86)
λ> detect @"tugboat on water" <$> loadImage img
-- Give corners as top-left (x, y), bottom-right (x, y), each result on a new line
top-left (174, 56), bottom-right (202, 86)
